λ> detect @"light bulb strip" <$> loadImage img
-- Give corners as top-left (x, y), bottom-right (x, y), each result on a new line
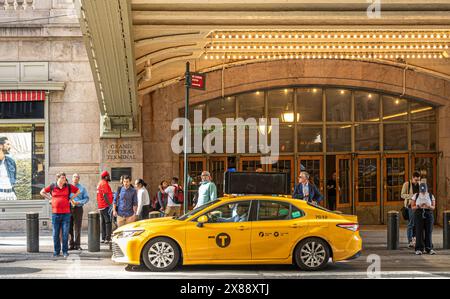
top-left (203, 52), bottom-right (445, 60)
top-left (210, 31), bottom-right (450, 41)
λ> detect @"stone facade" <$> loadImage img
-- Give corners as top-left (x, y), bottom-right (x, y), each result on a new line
top-left (143, 59), bottom-right (450, 224)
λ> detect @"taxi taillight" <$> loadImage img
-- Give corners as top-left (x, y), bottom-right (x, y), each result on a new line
top-left (337, 223), bottom-right (359, 232)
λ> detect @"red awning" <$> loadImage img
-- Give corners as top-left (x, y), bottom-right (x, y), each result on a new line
top-left (0, 90), bottom-right (46, 102)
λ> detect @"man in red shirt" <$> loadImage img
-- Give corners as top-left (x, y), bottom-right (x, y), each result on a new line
top-left (40, 172), bottom-right (80, 258)
top-left (97, 171), bottom-right (113, 244)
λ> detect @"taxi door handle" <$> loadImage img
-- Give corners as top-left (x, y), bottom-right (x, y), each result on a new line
top-left (237, 225), bottom-right (250, 231)
top-left (290, 223), bottom-right (305, 228)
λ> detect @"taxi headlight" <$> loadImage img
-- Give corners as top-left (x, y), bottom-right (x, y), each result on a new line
top-left (119, 229), bottom-right (145, 238)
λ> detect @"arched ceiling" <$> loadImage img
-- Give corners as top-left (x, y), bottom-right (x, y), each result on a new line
top-left (77, 0), bottom-right (450, 137)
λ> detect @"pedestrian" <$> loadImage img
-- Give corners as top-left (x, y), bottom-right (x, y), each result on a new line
top-left (326, 172), bottom-right (337, 211)
top-left (40, 172), bottom-right (80, 258)
top-left (68, 173), bottom-right (89, 251)
top-left (293, 171), bottom-right (323, 205)
top-left (412, 182), bottom-right (436, 255)
top-left (96, 171), bottom-right (113, 244)
top-left (194, 171), bottom-right (217, 209)
top-left (113, 175), bottom-right (138, 227)
top-left (401, 171), bottom-right (421, 248)
top-left (0, 136), bottom-right (17, 201)
top-left (160, 177), bottom-right (182, 217)
top-left (155, 180), bottom-right (169, 215)
top-left (135, 178), bottom-right (150, 220)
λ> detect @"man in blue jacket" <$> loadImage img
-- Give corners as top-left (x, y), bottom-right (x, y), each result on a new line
top-left (293, 171), bottom-right (323, 205)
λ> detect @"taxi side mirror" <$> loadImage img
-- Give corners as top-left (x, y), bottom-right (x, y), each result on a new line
top-left (197, 215), bottom-right (208, 228)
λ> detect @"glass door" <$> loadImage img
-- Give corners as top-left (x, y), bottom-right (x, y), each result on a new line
top-left (355, 155), bottom-right (380, 224)
top-left (298, 156), bottom-right (324, 205)
top-left (209, 157), bottom-right (227, 197)
top-left (239, 156), bottom-right (265, 172)
top-left (336, 155), bottom-right (352, 214)
top-left (383, 154), bottom-right (408, 223)
top-left (180, 157), bottom-right (207, 210)
top-left (268, 156), bottom-right (295, 193)
top-left (412, 154), bottom-right (437, 195)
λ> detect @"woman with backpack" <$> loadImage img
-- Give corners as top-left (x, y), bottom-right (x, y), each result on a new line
top-left (135, 178), bottom-right (150, 220)
top-left (159, 177), bottom-right (183, 217)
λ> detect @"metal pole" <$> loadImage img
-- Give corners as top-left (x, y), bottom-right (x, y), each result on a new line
top-left (88, 211), bottom-right (100, 252)
top-left (444, 210), bottom-right (450, 249)
top-left (183, 61), bottom-right (190, 214)
top-left (387, 210), bottom-right (399, 250)
top-left (26, 212), bottom-right (39, 253)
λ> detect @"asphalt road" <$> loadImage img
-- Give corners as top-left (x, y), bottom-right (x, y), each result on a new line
top-left (1, 229), bottom-right (449, 279)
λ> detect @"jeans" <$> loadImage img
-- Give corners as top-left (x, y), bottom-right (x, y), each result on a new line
top-left (99, 208), bottom-right (112, 241)
top-left (52, 213), bottom-right (71, 255)
top-left (415, 209), bottom-right (434, 252)
top-left (407, 207), bottom-right (416, 243)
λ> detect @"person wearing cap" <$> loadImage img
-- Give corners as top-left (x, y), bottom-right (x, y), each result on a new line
top-left (411, 182), bottom-right (436, 255)
top-left (96, 170), bottom-right (113, 244)
top-left (194, 171), bottom-right (217, 209)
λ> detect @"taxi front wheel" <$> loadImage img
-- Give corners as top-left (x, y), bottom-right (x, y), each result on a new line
top-left (142, 237), bottom-right (181, 272)
top-left (294, 237), bottom-right (330, 271)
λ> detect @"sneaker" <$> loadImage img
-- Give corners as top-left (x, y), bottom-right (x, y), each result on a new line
top-left (408, 242), bottom-right (414, 248)
top-left (101, 240), bottom-right (106, 244)
top-left (63, 253), bottom-right (69, 258)
top-left (415, 250), bottom-right (423, 255)
top-left (77, 246), bottom-right (83, 251)
top-left (428, 250), bottom-right (437, 255)
top-left (53, 253), bottom-right (60, 258)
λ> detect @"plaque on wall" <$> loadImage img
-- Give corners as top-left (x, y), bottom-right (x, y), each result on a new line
top-left (111, 167), bottom-right (132, 181)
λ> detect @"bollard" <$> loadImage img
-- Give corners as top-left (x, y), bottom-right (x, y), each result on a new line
top-left (149, 211), bottom-right (161, 219)
top-left (88, 211), bottom-right (100, 252)
top-left (26, 212), bottom-right (39, 253)
top-left (444, 211), bottom-right (450, 250)
top-left (387, 211), bottom-right (400, 250)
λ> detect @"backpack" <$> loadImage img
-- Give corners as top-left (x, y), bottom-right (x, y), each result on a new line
top-left (50, 183), bottom-right (72, 201)
top-left (171, 185), bottom-right (184, 205)
top-left (151, 194), bottom-right (161, 211)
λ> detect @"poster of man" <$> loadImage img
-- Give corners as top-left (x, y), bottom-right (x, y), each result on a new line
top-left (0, 133), bottom-right (32, 201)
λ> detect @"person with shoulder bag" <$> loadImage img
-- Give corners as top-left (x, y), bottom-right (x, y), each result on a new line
top-left (411, 183), bottom-right (437, 255)
top-left (96, 171), bottom-right (114, 244)
top-left (401, 171), bottom-right (421, 248)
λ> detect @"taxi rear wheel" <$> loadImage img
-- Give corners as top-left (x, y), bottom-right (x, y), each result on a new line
top-left (294, 237), bottom-right (330, 271)
top-left (142, 237), bottom-right (180, 272)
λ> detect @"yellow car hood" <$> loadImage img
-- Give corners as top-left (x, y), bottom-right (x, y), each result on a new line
top-left (113, 217), bottom-right (181, 233)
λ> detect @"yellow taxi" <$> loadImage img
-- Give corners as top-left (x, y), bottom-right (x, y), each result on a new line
top-left (111, 195), bottom-right (362, 271)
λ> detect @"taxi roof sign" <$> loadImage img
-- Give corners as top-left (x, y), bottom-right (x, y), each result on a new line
top-left (224, 172), bottom-right (290, 195)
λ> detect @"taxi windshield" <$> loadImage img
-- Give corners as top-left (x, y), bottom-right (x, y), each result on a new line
top-left (177, 199), bottom-right (221, 221)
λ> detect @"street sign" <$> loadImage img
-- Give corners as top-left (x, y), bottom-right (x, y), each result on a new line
top-left (190, 73), bottom-right (206, 90)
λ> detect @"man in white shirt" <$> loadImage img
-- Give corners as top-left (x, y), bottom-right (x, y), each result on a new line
top-left (160, 177), bottom-right (182, 217)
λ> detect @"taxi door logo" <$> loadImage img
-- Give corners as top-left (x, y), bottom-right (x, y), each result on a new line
top-left (216, 233), bottom-right (231, 248)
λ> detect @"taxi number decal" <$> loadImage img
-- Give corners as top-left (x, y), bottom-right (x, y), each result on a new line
top-left (216, 233), bottom-right (231, 248)
top-left (316, 215), bottom-right (328, 219)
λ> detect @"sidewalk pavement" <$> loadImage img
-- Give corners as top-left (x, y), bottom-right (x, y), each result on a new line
top-left (0, 225), bottom-right (446, 261)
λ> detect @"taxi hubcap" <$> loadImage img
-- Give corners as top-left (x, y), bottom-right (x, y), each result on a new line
top-left (300, 241), bottom-right (326, 268)
top-left (148, 241), bottom-right (175, 268)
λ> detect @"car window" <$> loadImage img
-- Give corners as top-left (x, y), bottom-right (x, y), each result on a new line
top-left (291, 205), bottom-right (305, 219)
top-left (257, 201), bottom-right (291, 221)
top-left (203, 201), bottom-right (251, 223)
